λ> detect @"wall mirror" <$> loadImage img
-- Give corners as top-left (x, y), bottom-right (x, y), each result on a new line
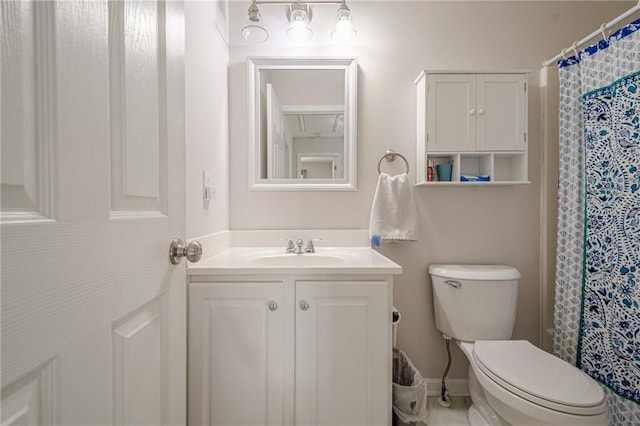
top-left (247, 57), bottom-right (357, 190)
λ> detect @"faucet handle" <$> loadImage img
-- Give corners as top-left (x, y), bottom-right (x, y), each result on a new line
top-left (284, 239), bottom-right (295, 253)
top-left (305, 237), bottom-right (322, 253)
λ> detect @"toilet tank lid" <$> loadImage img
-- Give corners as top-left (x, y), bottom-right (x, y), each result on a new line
top-left (429, 264), bottom-right (521, 280)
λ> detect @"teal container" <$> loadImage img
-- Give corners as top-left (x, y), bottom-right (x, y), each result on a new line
top-left (436, 163), bottom-right (452, 181)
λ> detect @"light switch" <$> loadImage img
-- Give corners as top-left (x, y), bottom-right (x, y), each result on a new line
top-left (203, 171), bottom-right (215, 201)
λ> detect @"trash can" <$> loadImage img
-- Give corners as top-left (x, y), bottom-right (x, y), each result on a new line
top-left (392, 307), bottom-right (401, 347)
top-left (392, 348), bottom-right (428, 426)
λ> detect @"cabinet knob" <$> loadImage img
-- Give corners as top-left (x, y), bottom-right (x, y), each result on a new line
top-left (299, 300), bottom-right (309, 311)
top-left (268, 301), bottom-right (278, 311)
top-left (478, 108), bottom-right (485, 115)
top-left (470, 109), bottom-right (476, 115)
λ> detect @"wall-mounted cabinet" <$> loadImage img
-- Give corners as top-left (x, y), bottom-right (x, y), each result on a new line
top-left (415, 70), bottom-right (530, 186)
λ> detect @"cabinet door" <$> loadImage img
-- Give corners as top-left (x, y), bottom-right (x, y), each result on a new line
top-left (476, 74), bottom-right (527, 151)
top-left (426, 74), bottom-right (476, 152)
top-left (189, 282), bottom-right (284, 426)
top-left (295, 281), bottom-right (391, 426)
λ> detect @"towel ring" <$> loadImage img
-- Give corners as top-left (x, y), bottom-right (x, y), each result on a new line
top-left (377, 150), bottom-right (409, 175)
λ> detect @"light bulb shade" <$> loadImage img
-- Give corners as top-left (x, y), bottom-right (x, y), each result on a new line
top-left (287, 5), bottom-right (312, 43)
top-left (331, 2), bottom-right (357, 42)
top-left (242, 1), bottom-right (268, 43)
top-left (242, 24), bottom-right (269, 43)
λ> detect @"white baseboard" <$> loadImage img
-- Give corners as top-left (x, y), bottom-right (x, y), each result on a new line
top-left (425, 378), bottom-right (469, 396)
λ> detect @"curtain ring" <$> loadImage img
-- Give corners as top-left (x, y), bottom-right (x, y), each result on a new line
top-left (561, 48), bottom-right (568, 60)
top-left (600, 23), bottom-right (608, 41)
top-left (571, 41), bottom-right (579, 58)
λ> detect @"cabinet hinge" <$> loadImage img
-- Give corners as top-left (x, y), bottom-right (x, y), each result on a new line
top-left (524, 82), bottom-right (527, 92)
top-left (524, 132), bottom-right (527, 143)
top-left (426, 82), bottom-right (429, 92)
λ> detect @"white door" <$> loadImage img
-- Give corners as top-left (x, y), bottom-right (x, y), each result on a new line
top-left (476, 74), bottom-right (527, 151)
top-left (266, 84), bottom-right (290, 179)
top-left (295, 280), bottom-right (391, 426)
top-left (1, 1), bottom-right (187, 425)
top-left (188, 282), bottom-right (284, 426)
top-left (426, 74), bottom-right (476, 152)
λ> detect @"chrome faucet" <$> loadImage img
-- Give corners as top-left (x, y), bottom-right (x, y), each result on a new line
top-left (284, 237), bottom-right (321, 253)
top-left (305, 239), bottom-right (316, 253)
top-left (285, 240), bottom-right (295, 253)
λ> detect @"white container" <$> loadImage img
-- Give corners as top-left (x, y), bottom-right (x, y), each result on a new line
top-left (429, 264), bottom-right (520, 341)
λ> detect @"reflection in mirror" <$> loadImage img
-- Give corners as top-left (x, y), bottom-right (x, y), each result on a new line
top-left (248, 57), bottom-right (357, 190)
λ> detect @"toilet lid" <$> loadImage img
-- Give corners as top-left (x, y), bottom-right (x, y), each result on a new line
top-left (473, 340), bottom-right (605, 415)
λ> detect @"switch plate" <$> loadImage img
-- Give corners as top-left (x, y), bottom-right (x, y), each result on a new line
top-left (203, 171), bottom-right (215, 200)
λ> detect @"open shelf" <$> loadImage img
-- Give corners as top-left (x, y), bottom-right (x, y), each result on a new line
top-left (417, 152), bottom-right (528, 186)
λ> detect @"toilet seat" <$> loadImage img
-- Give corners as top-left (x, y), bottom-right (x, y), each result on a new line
top-left (473, 340), bottom-right (606, 416)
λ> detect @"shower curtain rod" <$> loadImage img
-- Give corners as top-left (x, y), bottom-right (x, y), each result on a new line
top-left (542, 0), bottom-right (640, 67)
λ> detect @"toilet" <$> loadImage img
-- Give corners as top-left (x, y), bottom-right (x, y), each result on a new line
top-left (429, 264), bottom-right (608, 426)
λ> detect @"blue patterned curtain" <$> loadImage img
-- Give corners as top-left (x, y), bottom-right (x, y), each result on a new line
top-left (555, 19), bottom-right (640, 424)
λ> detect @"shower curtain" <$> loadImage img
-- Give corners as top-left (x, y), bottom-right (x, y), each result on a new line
top-left (554, 19), bottom-right (640, 424)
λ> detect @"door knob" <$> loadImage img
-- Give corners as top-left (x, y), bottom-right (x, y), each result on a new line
top-left (299, 300), bottom-right (309, 311)
top-left (169, 238), bottom-right (203, 265)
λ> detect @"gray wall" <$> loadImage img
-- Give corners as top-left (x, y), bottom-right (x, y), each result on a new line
top-left (226, 1), bottom-right (633, 379)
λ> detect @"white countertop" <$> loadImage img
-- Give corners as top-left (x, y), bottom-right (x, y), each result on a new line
top-left (187, 247), bottom-right (403, 276)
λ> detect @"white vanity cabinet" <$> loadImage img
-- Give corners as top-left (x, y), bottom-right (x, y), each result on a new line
top-left (415, 70), bottom-right (530, 185)
top-left (188, 281), bottom-right (285, 426)
top-left (188, 275), bottom-right (393, 426)
top-left (295, 280), bottom-right (390, 425)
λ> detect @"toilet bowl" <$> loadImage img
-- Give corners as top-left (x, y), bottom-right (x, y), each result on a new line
top-left (429, 265), bottom-right (608, 426)
top-left (460, 340), bottom-right (607, 425)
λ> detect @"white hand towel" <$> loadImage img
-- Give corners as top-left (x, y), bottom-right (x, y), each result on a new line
top-left (369, 173), bottom-right (419, 242)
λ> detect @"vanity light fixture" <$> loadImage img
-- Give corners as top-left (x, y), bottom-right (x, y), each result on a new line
top-left (241, 0), bottom-right (357, 43)
top-left (331, 0), bottom-right (357, 42)
top-left (286, 1), bottom-right (313, 43)
top-left (241, 0), bottom-right (269, 43)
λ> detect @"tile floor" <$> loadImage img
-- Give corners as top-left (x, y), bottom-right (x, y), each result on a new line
top-left (425, 396), bottom-right (471, 426)
top-left (393, 395), bottom-right (471, 426)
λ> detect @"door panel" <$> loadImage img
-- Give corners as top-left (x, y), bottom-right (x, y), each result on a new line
top-left (266, 84), bottom-right (291, 179)
top-left (476, 74), bottom-right (526, 151)
top-left (1, 359), bottom-right (56, 426)
top-left (295, 281), bottom-right (391, 426)
top-left (427, 74), bottom-right (476, 152)
top-left (0, 0), bottom-right (56, 222)
top-left (113, 296), bottom-right (167, 425)
top-left (1, 1), bottom-right (186, 424)
top-left (109, 0), bottom-right (165, 214)
top-left (189, 282), bottom-right (284, 426)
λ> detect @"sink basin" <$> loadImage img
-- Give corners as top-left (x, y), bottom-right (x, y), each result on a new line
top-left (247, 253), bottom-right (346, 267)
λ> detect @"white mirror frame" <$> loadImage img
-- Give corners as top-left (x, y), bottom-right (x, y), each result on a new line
top-left (247, 57), bottom-right (358, 191)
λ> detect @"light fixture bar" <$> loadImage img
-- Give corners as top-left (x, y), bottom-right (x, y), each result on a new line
top-left (242, 0), bottom-right (357, 43)
top-left (253, 0), bottom-right (343, 4)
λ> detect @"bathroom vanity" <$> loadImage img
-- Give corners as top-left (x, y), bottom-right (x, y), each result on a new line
top-left (187, 245), bottom-right (401, 425)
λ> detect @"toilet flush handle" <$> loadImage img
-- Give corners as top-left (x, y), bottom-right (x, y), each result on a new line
top-left (445, 280), bottom-right (462, 289)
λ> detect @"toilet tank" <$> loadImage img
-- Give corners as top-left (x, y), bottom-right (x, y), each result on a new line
top-left (429, 264), bottom-right (521, 341)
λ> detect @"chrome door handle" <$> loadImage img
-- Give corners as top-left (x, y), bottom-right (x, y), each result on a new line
top-left (268, 301), bottom-right (278, 312)
top-left (169, 238), bottom-right (203, 265)
top-left (299, 300), bottom-right (309, 311)
top-left (445, 280), bottom-right (462, 289)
